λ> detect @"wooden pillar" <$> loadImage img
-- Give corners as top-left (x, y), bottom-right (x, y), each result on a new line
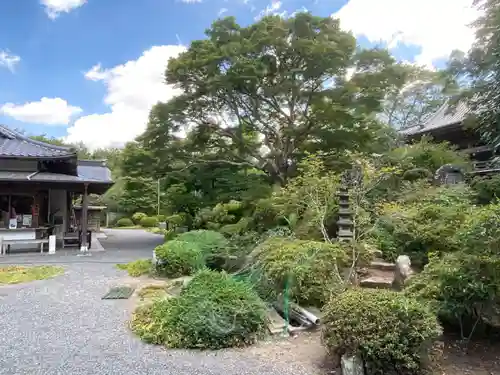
top-left (80, 184), bottom-right (89, 252)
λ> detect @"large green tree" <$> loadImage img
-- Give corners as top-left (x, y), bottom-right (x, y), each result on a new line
top-left (141, 13), bottom-right (403, 185)
top-left (383, 65), bottom-right (454, 130)
top-left (447, 0), bottom-right (500, 145)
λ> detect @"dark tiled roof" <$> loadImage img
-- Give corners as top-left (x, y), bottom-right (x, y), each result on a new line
top-left (0, 124), bottom-right (75, 159)
top-left (0, 160), bottom-right (113, 185)
top-left (399, 101), bottom-right (470, 136)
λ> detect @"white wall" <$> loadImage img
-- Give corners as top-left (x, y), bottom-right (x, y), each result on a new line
top-left (49, 189), bottom-right (67, 230)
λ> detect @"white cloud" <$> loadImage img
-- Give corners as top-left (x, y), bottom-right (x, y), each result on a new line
top-left (41, 0), bottom-right (87, 19)
top-left (65, 45), bottom-right (186, 149)
top-left (0, 50), bottom-right (20, 72)
top-left (218, 8), bottom-right (228, 16)
top-left (255, 0), bottom-right (283, 20)
top-left (1, 97), bottom-right (82, 125)
top-left (333, 0), bottom-right (480, 67)
top-left (180, 0), bottom-right (202, 3)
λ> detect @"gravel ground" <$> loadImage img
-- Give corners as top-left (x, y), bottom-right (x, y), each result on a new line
top-left (0, 229), bottom-right (320, 375)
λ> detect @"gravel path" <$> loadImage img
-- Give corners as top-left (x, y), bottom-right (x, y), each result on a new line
top-left (0, 231), bottom-right (320, 375)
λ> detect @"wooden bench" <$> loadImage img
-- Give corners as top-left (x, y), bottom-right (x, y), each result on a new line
top-left (0, 238), bottom-right (49, 255)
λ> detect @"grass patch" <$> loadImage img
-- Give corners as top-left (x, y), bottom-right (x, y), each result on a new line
top-left (137, 285), bottom-right (169, 301)
top-left (0, 265), bottom-right (64, 285)
top-left (116, 259), bottom-right (152, 277)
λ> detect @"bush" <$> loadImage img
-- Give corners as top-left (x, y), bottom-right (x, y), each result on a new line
top-left (130, 269), bottom-right (268, 349)
top-left (116, 259), bottom-right (152, 277)
top-left (156, 214), bottom-right (166, 222)
top-left (405, 252), bottom-right (500, 335)
top-left (164, 229), bottom-right (177, 242)
top-left (175, 230), bottom-right (228, 269)
top-left (249, 237), bottom-right (348, 307)
top-left (322, 288), bottom-right (442, 375)
top-left (470, 174), bottom-right (500, 205)
top-left (140, 216), bottom-right (158, 228)
top-left (166, 214), bottom-right (186, 227)
top-left (116, 217), bottom-right (134, 227)
top-left (132, 212), bottom-right (148, 224)
top-left (154, 240), bottom-right (204, 278)
top-left (373, 184), bottom-right (473, 267)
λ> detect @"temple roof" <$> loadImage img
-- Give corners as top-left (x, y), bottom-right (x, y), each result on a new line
top-left (0, 124), bottom-right (76, 159)
top-left (399, 100), bottom-right (470, 136)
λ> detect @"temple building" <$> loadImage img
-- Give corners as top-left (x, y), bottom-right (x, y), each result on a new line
top-left (0, 125), bottom-right (113, 254)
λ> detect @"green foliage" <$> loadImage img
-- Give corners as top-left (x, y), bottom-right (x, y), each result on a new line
top-left (405, 252), bottom-right (500, 334)
top-left (163, 229), bottom-right (177, 242)
top-left (116, 259), bottom-right (152, 277)
top-left (154, 241), bottom-right (205, 278)
top-left (373, 183), bottom-right (473, 266)
top-left (130, 269), bottom-right (268, 349)
top-left (132, 212), bottom-right (148, 224)
top-left (140, 216), bottom-right (159, 228)
top-left (116, 217), bottom-right (134, 227)
top-left (156, 214), bottom-right (166, 222)
top-left (406, 203), bottom-right (500, 333)
top-left (120, 177), bottom-right (158, 214)
top-left (165, 214), bottom-right (186, 227)
top-left (249, 237), bottom-right (347, 306)
top-left (470, 174), bottom-right (500, 204)
top-left (176, 230), bottom-right (229, 269)
top-left (322, 288), bottom-right (442, 375)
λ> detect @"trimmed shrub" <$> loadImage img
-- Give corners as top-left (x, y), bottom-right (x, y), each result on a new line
top-left (164, 229), bottom-right (177, 242)
top-left (140, 216), bottom-right (158, 228)
top-left (322, 288), bottom-right (442, 375)
top-left (132, 212), bottom-right (147, 224)
top-left (116, 259), bottom-right (152, 277)
top-left (176, 230), bottom-right (228, 262)
top-left (166, 214), bottom-right (186, 227)
top-left (406, 252), bottom-right (500, 333)
top-left (372, 184), bottom-right (473, 267)
top-left (249, 237), bottom-right (348, 307)
top-left (156, 214), bottom-right (166, 222)
top-left (154, 240), bottom-right (204, 278)
top-left (116, 217), bottom-right (134, 227)
top-left (130, 269), bottom-right (268, 349)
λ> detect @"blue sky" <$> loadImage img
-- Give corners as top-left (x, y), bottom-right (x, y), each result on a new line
top-left (0, 0), bottom-right (479, 149)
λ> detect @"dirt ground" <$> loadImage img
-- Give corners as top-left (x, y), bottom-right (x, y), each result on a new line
top-left (244, 331), bottom-right (500, 375)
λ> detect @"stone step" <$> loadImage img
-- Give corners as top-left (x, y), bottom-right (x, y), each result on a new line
top-left (369, 260), bottom-right (395, 271)
top-left (360, 276), bottom-right (393, 289)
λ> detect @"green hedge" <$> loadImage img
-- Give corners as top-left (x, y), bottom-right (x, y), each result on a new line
top-left (154, 240), bottom-right (204, 278)
top-left (132, 212), bottom-right (148, 224)
top-left (130, 269), bottom-right (268, 349)
top-left (116, 217), bottom-right (134, 227)
top-left (140, 216), bottom-right (158, 228)
top-left (322, 288), bottom-right (442, 374)
top-left (249, 237), bottom-right (348, 306)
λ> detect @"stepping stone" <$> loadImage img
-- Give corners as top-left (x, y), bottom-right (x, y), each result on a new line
top-left (369, 260), bottom-right (395, 271)
top-left (360, 276), bottom-right (392, 289)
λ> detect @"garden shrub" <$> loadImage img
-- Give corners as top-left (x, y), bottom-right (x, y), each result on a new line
top-left (116, 259), bottom-right (152, 277)
top-left (322, 288), bottom-right (442, 375)
top-left (163, 229), bottom-right (177, 242)
top-left (140, 216), bottom-right (158, 228)
top-left (130, 269), bottom-right (268, 349)
top-left (166, 214), bottom-right (186, 228)
top-left (154, 240), bottom-right (204, 278)
top-left (470, 174), bottom-right (500, 205)
top-left (132, 212), bottom-right (147, 224)
top-left (249, 237), bottom-right (348, 306)
top-left (175, 230), bottom-right (228, 267)
top-left (116, 217), bottom-right (134, 227)
top-left (156, 214), bottom-right (166, 222)
top-left (405, 252), bottom-right (500, 335)
top-left (406, 204), bottom-right (500, 333)
top-left (373, 184), bottom-right (473, 267)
